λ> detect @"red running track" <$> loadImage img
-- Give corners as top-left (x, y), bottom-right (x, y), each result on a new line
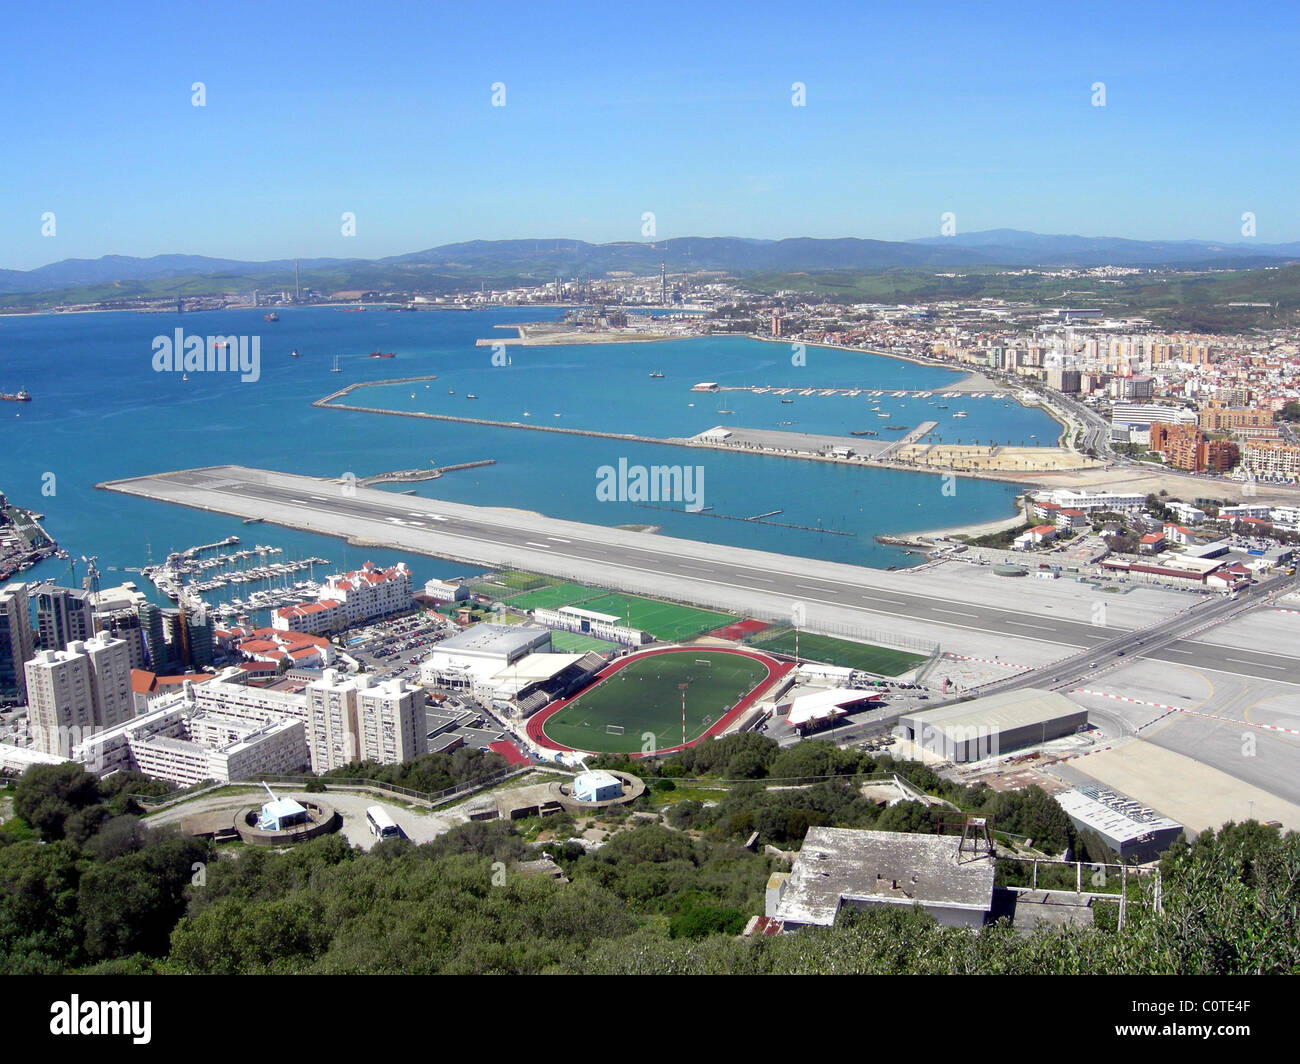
top-left (526, 645), bottom-right (793, 757)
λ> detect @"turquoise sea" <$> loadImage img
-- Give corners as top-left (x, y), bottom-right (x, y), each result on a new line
top-left (0, 307), bottom-right (1055, 609)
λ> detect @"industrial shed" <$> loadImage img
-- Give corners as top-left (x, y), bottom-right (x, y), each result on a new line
top-left (1055, 784), bottom-right (1185, 862)
top-left (897, 688), bottom-right (1088, 763)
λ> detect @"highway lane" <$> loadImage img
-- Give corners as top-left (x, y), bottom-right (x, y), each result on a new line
top-left (100, 465), bottom-right (1299, 683)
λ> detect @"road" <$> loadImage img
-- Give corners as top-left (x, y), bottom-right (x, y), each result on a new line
top-left (98, 465), bottom-right (1299, 684)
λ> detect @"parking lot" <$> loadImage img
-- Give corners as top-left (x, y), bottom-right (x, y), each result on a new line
top-left (343, 609), bottom-right (454, 683)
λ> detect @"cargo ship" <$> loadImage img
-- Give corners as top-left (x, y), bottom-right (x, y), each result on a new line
top-left (368, 351), bottom-right (396, 359)
top-left (2, 389), bottom-right (32, 402)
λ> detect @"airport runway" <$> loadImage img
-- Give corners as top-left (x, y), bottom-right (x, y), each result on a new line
top-left (98, 465), bottom-right (1299, 684)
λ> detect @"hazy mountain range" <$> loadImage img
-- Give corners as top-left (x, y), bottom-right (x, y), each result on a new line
top-left (3, 229), bottom-right (1299, 296)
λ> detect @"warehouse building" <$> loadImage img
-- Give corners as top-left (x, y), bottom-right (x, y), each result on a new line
top-left (420, 624), bottom-right (553, 690)
top-left (1055, 784), bottom-right (1185, 862)
top-left (766, 826), bottom-right (996, 929)
top-left (897, 688), bottom-right (1088, 763)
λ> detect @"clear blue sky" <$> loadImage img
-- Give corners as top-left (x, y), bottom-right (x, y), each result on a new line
top-left (2, 0), bottom-right (1297, 269)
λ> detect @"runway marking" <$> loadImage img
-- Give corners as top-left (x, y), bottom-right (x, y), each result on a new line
top-left (932, 608), bottom-right (978, 618)
top-left (1163, 648), bottom-right (1196, 655)
top-left (1226, 657), bottom-right (1286, 671)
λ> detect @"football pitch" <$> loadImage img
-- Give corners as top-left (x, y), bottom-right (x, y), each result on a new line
top-left (574, 593), bottom-right (737, 642)
top-left (752, 630), bottom-right (928, 676)
top-left (505, 583), bottom-right (608, 611)
top-left (540, 651), bottom-right (771, 754)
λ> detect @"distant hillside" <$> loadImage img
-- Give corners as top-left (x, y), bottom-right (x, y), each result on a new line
top-left (3, 230), bottom-right (1298, 299)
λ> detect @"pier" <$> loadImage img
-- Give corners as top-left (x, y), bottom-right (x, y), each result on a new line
top-left (632, 503), bottom-right (854, 536)
top-left (357, 459), bottom-right (496, 487)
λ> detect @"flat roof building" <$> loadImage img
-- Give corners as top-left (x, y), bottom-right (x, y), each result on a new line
top-left (1055, 784), bottom-right (1185, 862)
top-left (767, 827), bottom-right (995, 929)
top-left (897, 688), bottom-right (1088, 763)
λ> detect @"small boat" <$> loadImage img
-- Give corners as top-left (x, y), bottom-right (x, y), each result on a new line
top-left (369, 351), bottom-right (396, 359)
top-left (330, 356), bottom-right (341, 372)
top-left (649, 372), bottom-right (665, 379)
top-left (553, 413), bottom-right (561, 417)
top-left (264, 312), bottom-right (279, 322)
top-left (850, 429), bottom-right (878, 437)
top-left (885, 425), bottom-right (906, 430)
top-left (181, 373), bottom-right (189, 381)
top-left (448, 389), bottom-right (454, 394)
top-left (953, 411), bottom-right (969, 418)
top-left (716, 409), bottom-right (734, 415)
top-left (466, 394), bottom-right (478, 399)
top-left (290, 348), bottom-right (300, 358)
top-left (781, 398), bottom-right (794, 404)
top-left (523, 411), bottom-right (531, 417)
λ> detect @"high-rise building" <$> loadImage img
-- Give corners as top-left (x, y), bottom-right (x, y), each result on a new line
top-left (24, 633), bottom-right (132, 755)
top-left (0, 583), bottom-right (35, 706)
top-left (35, 584), bottom-right (94, 651)
top-left (356, 677), bottom-right (427, 765)
top-left (306, 669), bottom-right (362, 771)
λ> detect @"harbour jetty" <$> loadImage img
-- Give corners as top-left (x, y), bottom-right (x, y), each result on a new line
top-left (357, 459), bottom-right (496, 487)
top-left (311, 377), bottom-right (1090, 487)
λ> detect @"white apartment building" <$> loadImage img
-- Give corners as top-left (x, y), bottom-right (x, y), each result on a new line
top-left (71, 689), bottom-right (308, 786)
top-left (272, 561), bottom-right (414, 635)
top-left (0, 582), bottom-right (35, 705)
top-left (306, 669), bottom-right (362, 771)
top-left (25, 634), bottom-right (132, 756)
top-left (1037, 490), bottom-right (1146, 513)
top-left (356, 677), bottom-right (428, 765)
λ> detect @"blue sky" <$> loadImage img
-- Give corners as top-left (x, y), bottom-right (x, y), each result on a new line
top-left (2, 0), bottom-right (1297, 268)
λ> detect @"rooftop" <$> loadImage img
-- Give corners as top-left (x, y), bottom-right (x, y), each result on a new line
top-left (773, 827), bottom-right (995, 927)
top-left (899, 687), bottom-right (1084, 739)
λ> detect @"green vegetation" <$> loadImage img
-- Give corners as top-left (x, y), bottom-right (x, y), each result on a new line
top-left (549, 630), bottom-right (621, 654)
top-left (742, 263), bottom-right (1300, 333)
top-left (962, 521), bottom-right (1033, 548)
top-left (751, 628), bottom-right (926, 675)
top-left (1, 756), bottom-right (1297, 974)
top-left (319, 748), bottom-right (508, 795)
top-left (541, 651), bottom-right (768, 754)
top-left (574, 593), bottom-right (736, 641)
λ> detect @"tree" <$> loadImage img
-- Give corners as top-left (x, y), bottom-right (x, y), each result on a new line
top-left (13, 763), bottom-right (101, 840)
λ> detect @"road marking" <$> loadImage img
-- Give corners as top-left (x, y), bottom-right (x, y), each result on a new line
top-left (1226, 657), bottom-right (1286, 671)
top-left (1007, 621), bottom-right (1055, 630)
top-left (797, 584), bottom-right (835, 593)
top-left (524, 541), bottom-right (551, 549)
top-left (682, 565), bottom-right (713, 572)
top-left (547, 537), bottom-right (571, 543)
top-left (1163, 648), bottom-right (1196, 655)
top-left (749, 576), bottom-right (773, 582)
top-left (932, 608), bottom-right (978, 618)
